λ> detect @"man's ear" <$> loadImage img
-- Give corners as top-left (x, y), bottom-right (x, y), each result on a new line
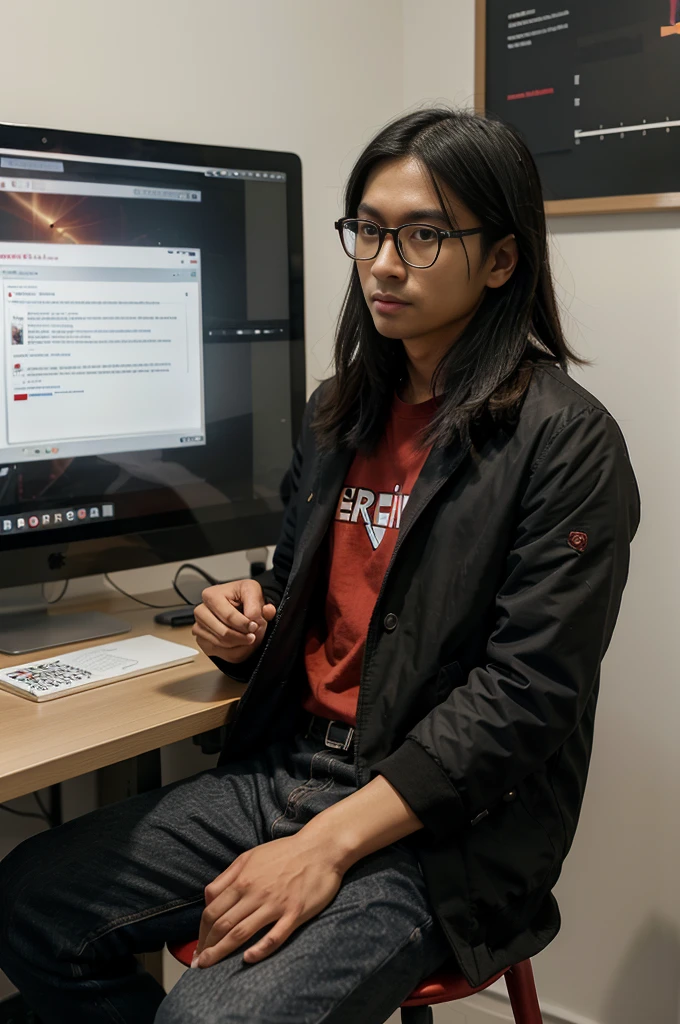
top-left (484, 235), bottom-right (518, 290)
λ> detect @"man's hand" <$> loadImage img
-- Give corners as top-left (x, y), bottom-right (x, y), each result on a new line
top-left (192, 579), bottom-right (277, 664)
top-left (192, 833), bottom-right (345, 968)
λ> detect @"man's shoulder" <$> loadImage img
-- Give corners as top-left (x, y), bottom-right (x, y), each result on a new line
top-left (514, 362), bottom-right (636, 478)
top-left (522, 362), bottom-right (612, 429)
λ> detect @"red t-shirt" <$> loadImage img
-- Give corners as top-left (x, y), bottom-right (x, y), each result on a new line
top-left (302, 391), bottom-right (438, 725)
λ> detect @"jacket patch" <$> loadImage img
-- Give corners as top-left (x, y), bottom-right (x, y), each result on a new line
top-left (568, 530), bottom-right (588, 553)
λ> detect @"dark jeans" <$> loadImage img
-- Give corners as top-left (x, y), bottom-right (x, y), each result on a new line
top-left (0, 713), bottom-right (451, 1024)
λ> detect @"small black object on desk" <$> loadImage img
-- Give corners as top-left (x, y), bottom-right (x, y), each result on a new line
top-left (153, 606), bottom-right (197, 627)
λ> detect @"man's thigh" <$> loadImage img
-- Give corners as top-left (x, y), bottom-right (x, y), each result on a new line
top-left (156, 842), bottom-right (451, 1024)
top-left (0, 738), bottom-right (304, 965)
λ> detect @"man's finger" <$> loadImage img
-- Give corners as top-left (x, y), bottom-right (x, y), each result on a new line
top-left (194, 605), bottom-right (256, 646)
top-left (192, 619), bottom-right (254, 650)
top-left (196, 906), bottom-right (283, 968)
top-left (239, 579), bottom-right (269, 630)
top-left (204, 860), bottom-right (242, 904)
top-left (196, 892), bottom-right (262, 962)
top-left (243, 913), bottom-right (299, 964)
top-left (192, 633), bottom-right (222, 659)
top-left (193, 603), bottom-right (233, 639)
top-left (202, 586), bottom-right (255, 634)
top-left (192, 625), bottom-right (254, 660)
top-left (196, 887), bottom-right (240, 956)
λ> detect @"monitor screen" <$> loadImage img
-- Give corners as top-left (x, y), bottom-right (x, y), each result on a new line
top-left (0, 125), bottom-right (304, 585)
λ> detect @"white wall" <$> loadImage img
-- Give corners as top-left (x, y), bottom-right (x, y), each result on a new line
top-left (533, 221), bottom-right (680, 1024)
top-left (1, 2), bottom-right (676, 1022)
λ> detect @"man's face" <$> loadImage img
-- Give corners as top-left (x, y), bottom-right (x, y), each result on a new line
top-left (355, 156), bottom-right (493, 348)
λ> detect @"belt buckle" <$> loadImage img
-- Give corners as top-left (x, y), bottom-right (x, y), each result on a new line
top-left (324, 719), bottom-right (354, 752)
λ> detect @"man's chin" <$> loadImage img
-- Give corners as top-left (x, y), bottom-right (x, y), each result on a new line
top-left (371, 318), bottom-right (404, 339)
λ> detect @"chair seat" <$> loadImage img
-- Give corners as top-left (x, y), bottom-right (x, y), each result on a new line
top-left (167, 941), bottom-right (507, 1007)
top-left (401, 960), bottom-right (508, 1006)
top-left (168, 939), bottom-right (198, 967)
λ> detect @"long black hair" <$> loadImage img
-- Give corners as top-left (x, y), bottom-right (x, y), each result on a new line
top-left (312, 107), bottom-right (585, 453)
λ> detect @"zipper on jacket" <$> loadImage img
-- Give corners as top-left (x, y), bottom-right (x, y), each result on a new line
top-left (353, 444), bottom-right (470, 784)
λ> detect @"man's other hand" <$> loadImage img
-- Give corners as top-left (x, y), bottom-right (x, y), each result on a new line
top-left (192, 579), bottom-right (277, 664)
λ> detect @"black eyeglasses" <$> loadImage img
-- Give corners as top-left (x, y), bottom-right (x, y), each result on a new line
top-left (335, 217), bottom-right (483, 269)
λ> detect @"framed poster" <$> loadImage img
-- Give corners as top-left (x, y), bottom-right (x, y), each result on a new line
top-left (475, 1), bottom-right (680, 214)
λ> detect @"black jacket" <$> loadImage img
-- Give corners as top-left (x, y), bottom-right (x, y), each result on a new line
top-left (215, 362), bottom-right (640, 986)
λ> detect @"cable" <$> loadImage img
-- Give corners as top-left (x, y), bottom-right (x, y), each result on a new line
top-left (42, 579), bottom-right (69, 605)
top-left (172, 563), bottom-right (219, 605)
top-left (103, 573), bottom-right (180, 609)
top-left (0, 803), bottom-right (47, 822)
top-left (33, 791), bottom-right (51, 821)
top-left (0, 790), bottom-right (56, 827)
top-left (104, 563), bottom-right (220, 609)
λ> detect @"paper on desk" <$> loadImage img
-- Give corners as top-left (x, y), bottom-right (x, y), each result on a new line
top-left (0, 634), bottom-right (198, 702)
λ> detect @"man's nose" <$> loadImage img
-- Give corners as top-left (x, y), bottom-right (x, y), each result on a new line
top-left (371, 235), bottom-right (406, 279)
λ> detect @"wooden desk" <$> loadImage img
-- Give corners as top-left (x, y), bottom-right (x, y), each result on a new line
top-left (0, 591), bottom-right (244, 804)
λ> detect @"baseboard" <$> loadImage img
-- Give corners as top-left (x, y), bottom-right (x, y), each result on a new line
top-left (458, 983), bottom-right (601, 1024)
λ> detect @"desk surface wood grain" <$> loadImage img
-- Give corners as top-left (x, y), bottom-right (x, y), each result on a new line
top-left (0, 591), bottom-right (244, 803)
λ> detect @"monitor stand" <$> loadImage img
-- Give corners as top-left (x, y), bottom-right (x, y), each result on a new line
top-left (0, 584), bottom-right (130, 656)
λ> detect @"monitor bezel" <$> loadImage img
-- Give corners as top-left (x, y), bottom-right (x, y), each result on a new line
top-left (0, 121), bottom-right (306, 589)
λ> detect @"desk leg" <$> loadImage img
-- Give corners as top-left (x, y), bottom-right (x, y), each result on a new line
top-left (97, 749), bottom-right (162, 805)
top-left (48, 783), bottom-right (62, 828)
top-left (97, 750), bottom-right (164, 988)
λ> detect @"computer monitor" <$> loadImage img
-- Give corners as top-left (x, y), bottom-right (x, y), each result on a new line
top-left (0, 121), bottom-right (305, 652)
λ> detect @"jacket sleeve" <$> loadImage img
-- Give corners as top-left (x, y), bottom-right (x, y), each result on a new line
top-left (209, 386), bottom-right (318, 682)
top-left (371, 407), bottom-right (641, 838)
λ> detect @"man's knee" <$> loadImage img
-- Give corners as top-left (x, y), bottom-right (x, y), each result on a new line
top-left (155, 988), bottom-right (211, 1024)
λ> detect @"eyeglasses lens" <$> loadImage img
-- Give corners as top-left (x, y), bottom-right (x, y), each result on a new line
top-left (341, 220), bottom-right (439, 268)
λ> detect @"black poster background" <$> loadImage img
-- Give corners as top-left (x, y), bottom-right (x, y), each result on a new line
top-left (485, 1), bottom-right (680, 200)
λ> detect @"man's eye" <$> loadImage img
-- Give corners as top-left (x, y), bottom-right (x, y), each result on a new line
top-left (413, 227), bottom-right (437, 241)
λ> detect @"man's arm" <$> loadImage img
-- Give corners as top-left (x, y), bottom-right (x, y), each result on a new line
top-left (192, 775), bottom-right (422, 968)
top-left (301, 774), bottom-right (423, 871)
top-left (371, 407), bottom-right (641, 837)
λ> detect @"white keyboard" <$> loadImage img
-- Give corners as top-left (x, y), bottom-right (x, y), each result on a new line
top-left (0, 634), bottom-right (198, 702)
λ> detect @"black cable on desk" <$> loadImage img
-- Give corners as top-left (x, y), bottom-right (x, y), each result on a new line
top-left (103, 573), bottom-right (180, 609)
top-left (104, 563), bottom-right (221, 609)
top-left (42, 579), bottom-right (69, 604)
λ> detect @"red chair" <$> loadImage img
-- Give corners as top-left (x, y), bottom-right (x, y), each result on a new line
top-left (167, 939), bottom-right (544, 1023)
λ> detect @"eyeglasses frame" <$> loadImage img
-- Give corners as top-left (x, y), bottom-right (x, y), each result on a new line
top-left (334, 216), bottom-right (483, 269)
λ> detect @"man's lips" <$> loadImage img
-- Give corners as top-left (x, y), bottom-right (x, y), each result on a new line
top-left (372, 294), bottom-right (410, 313)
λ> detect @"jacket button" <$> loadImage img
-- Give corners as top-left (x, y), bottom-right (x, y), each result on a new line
top-left (383, 612), bottom-right (398, 632)
top-left (502, 790), bottom-right (517, 802)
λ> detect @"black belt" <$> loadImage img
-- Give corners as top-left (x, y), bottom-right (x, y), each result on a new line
top-left (304, 712), bottom-right (355, 752)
